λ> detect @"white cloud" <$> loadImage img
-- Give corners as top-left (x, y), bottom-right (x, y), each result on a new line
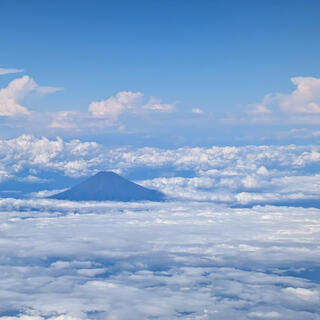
top-left (192, 108), bottom-right (204, 114)
top-left (0, 75), bottom-right (62, 117)
top-left (279, 77), bottom-right (320, 114)
top-left (1, 135), bottom-right (320, 206)
top-left (253, 77), bottom-right (320, 123)
top-left (0, 67), bottom-right (24, 75)
top-left (283, 287), bottom-right (319, 302)
top-left (51, 92), bottom-right (177, 130)
top-left (89, 91), bottom-right (143, 119)
top-left (0, 135), bottom-right (101, 178)
top-left (248, 311), bottom-right (281, 319)
top-left (18, 175), bottom-right (49, 183)
top-left (28, 188), bottom-right (68, 198)
top-left (143, 97), bottom-right (174, 112)
top-left (0, 200), bottom-right (319, 319)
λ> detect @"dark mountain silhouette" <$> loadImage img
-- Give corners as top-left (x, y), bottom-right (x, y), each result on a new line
top-left (49, 171), bottom-right (165, 202)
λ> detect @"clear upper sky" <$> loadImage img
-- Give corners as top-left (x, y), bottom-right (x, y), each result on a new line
top-left (0, 0), bottom-right (320, 146)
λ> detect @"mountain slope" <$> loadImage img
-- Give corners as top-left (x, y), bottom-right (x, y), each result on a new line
top-left (50, 171), bottom-right (165, 202)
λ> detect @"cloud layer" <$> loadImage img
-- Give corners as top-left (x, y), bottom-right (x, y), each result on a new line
top-left (0, 200), bottom-right (319, 319)
top-left (1, 135), bottom-right (320, 207)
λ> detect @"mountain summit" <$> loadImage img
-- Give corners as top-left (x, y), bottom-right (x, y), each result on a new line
top-left (50, 171), bottom-right (165, 202)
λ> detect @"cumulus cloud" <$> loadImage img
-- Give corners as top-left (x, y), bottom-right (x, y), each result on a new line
top-left (278, 77), bottom-right (320, 114)
top-left (51, 91), bottom-right (177, 130)
top-left (0, 67), bottom-right (24, 75)
top-left (0, 135), bottom-right (101, 178)
top-left (251, 77), bottom-right (320, 123)
top-left (89, 91), bottom-right (143, 119)
top-left (0, 75), bottom-right (62, 117)
top-left (0, 200), bottom-right (319, 319)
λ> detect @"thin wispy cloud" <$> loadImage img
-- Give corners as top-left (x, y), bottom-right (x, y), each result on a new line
top-left (192, 108), bottom-right (204, 114)
top-left (0, 67), bottom-right (24, 75)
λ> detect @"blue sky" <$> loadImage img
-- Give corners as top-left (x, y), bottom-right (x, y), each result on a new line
top-left (0, 0), bottom-right (320, 147)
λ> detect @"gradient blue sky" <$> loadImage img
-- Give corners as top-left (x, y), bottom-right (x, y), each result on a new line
top-left (1, 0), bottom-right (320, 146)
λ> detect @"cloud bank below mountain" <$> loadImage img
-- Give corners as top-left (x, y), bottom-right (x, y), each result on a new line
top-left (0, 201), bottom-right (319, 319)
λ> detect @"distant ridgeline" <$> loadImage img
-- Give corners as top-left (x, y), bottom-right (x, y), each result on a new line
top-left (50, 171), bottom-right (165, 202)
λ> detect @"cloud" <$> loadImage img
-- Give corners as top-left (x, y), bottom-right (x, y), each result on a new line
top-left (1, 135), bottom-right (320, 206)
top-left (0, 75), bottom-right (63, 117)
top-left (0, 67), bottom-right (24, 75)
top-left (49, 111), bottom-right (89, 130)
top-left (143, 97), bottom-right (175, 112)
top-left (0, 135), bottom-right (101, 178)
top-left (278, 77), bottom-right (320, 114)
top-left (18, 175), bottom-right (50, 183)
top-left (0, 200), bottom-right (319, 319)
top-left (0, 135), bottom-right (320, 319)
top-left (191, 108), bottom-right (204, 114)
top-left (89, 91), bottom-right (143, 119)
top-left (251, 77), bottom-right (320, 123)
top-left (250, 104), bottom-right (272, 115)
top-left (51, 91), bottom-right (177, 130)
top-left (28, 188), bottom-right (68, 198)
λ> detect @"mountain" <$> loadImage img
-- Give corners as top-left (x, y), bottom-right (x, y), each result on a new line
top-left (49, 171), bottom-right (165, 202)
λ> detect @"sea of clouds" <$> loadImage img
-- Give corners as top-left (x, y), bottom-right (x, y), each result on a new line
top-left (0, 135), bottom-right (320, 319)
top-left (0, 201), bottom-right (320, 319)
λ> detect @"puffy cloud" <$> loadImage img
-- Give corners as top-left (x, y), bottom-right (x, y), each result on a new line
top-left (0, 135), bottom-right (101, 178)
top-left (51, 92), bottom-right (177, 129)
top-left (1, 135), bottom-right (320, 206)
top-left (279, 77), bottom-right (320, 114)
top-left (89, 91), bottom-right (143, 119)
top-left (252, 77), bottom-right (320, 123)
top-left (0, 75), bottom-right (62, 117)
top-left (0, 67), bottom-right (23, 75)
